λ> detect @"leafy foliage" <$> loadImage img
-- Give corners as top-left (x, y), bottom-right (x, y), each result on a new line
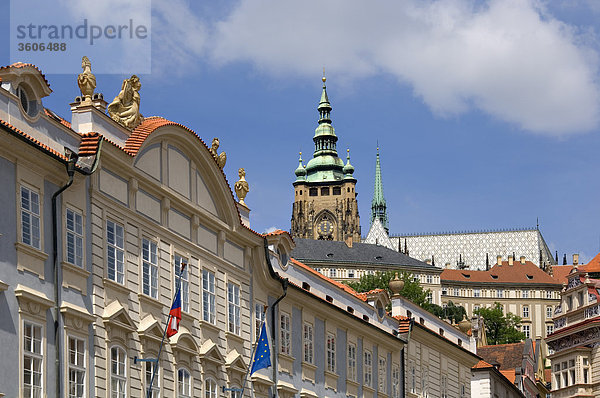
top-left (345, 270), bottom-right (467, 321)
top-left (474, 302), bottom-right (526, 345)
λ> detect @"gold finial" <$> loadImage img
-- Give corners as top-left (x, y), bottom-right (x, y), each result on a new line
top-left (322, 67), bottom-right (326, 83)
top-left (234, 168), bottom-right (249, 206)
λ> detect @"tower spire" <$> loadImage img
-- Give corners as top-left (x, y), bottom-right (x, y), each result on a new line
top-left (371, 146), bottom-right (388, 232)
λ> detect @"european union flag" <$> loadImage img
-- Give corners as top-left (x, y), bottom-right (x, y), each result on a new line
top-left (250, 322), bottom-right (271, 374)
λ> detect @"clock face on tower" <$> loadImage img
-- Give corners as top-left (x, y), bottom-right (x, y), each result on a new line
top-left (317, 219), bottom-right (334, 238)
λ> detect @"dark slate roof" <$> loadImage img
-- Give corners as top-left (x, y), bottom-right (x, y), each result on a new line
top-left (477, 342), bottom-right (525, 371)
top-left (291, 238), bottom-right (437, 269)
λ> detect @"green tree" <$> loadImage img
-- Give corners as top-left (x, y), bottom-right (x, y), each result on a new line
top-left (345, 270), bottom-right (429, 306)
top-left (474, 303), bottom-right (526, 345)
top-left (442, 301), bottom-right (467, 324)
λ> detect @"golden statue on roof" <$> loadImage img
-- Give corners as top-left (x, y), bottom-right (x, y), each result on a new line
top-left (77, 56), bottom-right (96, 103)
top-left (234, 168), bottom-right (250, 206)
top-left (108, 75), bottom-right (143, 129)
top-left (209, 137), bottom-right (227, 169)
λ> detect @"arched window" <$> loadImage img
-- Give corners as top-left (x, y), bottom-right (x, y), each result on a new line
top-left (144, 361), bottom-right (159, 398)
top-left (110, 346), bottom-right (127, 398)
top-left (205, 378), bottom-right (217, 398)
top-left (177, 368), bottom-right (191, 398)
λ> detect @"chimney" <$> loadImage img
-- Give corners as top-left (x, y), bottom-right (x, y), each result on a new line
top-left (520, 256), bottom-right (525, 265)
top-left (573, 254), bottom-right (579, 266)
top-left (497, 255), bottom-right (502, 266)
top-left (508, 255), bottom-right (514, 266)
top-left (445, 262), bottom-right (450, 269)
top-left (425, 259), bottom-right (432, 265)
top-left (345, 235), bottom-right (353, 248)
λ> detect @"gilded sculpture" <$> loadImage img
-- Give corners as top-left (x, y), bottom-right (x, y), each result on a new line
top-left (108, 75), bottom-right (143, 129)
top-left (209, 137), bottom-right (227, 169)
top-left (234, 168), bottom-right (250, 206)
top-left (77, 56), bottom-right (96, 103)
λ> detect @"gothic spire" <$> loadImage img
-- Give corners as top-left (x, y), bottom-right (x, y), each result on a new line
top-left (371, 147), bottom-right (388, 232)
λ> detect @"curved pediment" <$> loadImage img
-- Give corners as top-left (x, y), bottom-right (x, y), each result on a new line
top-left (129, 118), bottom-right (240, 227)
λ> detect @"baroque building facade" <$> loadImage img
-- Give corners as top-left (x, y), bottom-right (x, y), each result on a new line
top-left (0, 62), bottom-right (412, 398)
top-left (290, 77), bottom-right (361, 243)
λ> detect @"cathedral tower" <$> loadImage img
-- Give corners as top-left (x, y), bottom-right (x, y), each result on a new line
top-left (371, 147), bottom-right (388, 232)
top-left (291, 77), bottom-right (361, 242)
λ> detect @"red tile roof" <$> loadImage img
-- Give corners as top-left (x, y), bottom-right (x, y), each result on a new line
top-left (441, 261), bottom-right (560, 285)
top-left (0, 62), bottom-right (51, 89)
top-left (551, 265), bottom-right (572, 285)
top-left (501, 369), bottom-right (517, 383)
top-left (44, 108), bottom-right (72, 129)
top-left (78, 132), bottom-right (102, 156)
top-left (290, 258), bottom-right (365, 300)
top-left (477, 342), bottom-right (525, 370)
top-left (393, 315), bottom-right (412, 334)
top-left (581, 252), bottom-right (600, 273)
top-left (472, 359), bottom-right (494, 369)
top-left (264, 229), bottom-right (292, 237)
top-left (0, 117), bottom-right (67, 161)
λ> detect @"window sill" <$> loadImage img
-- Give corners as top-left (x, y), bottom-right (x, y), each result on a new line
top-left (199, 319), bottom-right (220, 333)
top-left (226, 331), bottom-right (244, 344)
top-left (15, 242), bottom-right (48, 261)
top-left (103, 277), bottom-right (129, 295)
top-left (301, 361), bottom-right (317, 371)
top-left (62, 261), bottom-right (90, 295)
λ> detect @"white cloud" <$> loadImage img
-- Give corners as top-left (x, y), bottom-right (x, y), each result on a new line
top-left (263, 226), bottom-right (279, 234)
top-left (208, 0), bottom-right (600, 135)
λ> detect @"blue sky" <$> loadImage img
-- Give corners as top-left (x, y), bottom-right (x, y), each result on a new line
top-left (3, 1), bottom-right (600, 263)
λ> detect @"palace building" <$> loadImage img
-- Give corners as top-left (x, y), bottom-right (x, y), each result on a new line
top-left (290, 77), bottom-right (361, 244)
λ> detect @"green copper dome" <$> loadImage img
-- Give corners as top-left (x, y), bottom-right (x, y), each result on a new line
top-left (295, 152), bottom-right (307, 181)
top-left (294, 77), bottom-right (355, 184)
top-left (343, 149), bottom-right (355, 178)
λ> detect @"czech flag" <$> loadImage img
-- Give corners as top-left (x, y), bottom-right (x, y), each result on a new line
top-left (166, 288), bottom-right (181, 338)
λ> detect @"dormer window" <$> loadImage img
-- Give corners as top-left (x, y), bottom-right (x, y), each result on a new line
top-left (16, 84), bottom-right (38, 117)
top-left (17, 86), bottom-right (29, 113)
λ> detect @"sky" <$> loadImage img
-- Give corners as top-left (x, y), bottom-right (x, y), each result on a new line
top-left (3, 0), bottom-right (600, 264)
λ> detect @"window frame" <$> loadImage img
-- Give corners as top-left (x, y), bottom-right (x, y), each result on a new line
top-left (303, 323), bottom-right (313, 364)
top-left (174, 254), bottom-right (189, 313)
top-left (23, 320), bottom-right (44, 398)
top-left (364, 349), bottom-right (372, 387)
top-left (378, 356), bottom-right (386, 393)
top-left (202, 269), bottom-right (216, 324)
top-left (204, 377), bottom-right (217, 398)
top-left (347, 343), bottom-right (357, 381)
top-left (326, 333), bottom-right (336, 373)
top-left (65, 207), bottom-right (84, 267)
top-left (110, 345), bottom-right (127, 398)
top-left (280, 312), bottom-right (291, 355)
top-left (227, 282), bottom-right (241, 335)
top-left (20, 184), bottom-right (41, 249)
top-left (106, 219), bottom-right (125, 284)
top-left (144, 360), bottom-right (160, 398)
top-left (67, 335), bottom-right (86, 398)
top-left (142, 237), bottom-right (159, 299)
top-left (177, 368), bottom-right (192, 398)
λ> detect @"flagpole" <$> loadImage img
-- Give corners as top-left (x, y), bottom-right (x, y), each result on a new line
top-left (238, 306), bottom-right (269, 396)
top-left (145, 261), bottom-right (186, 398)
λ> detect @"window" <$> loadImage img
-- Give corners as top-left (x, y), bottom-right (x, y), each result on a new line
top-left (329, 268), bottom-right (336, 278)
top-left (280, 313), bottom-right (290, 355)
top-left (522, 325), bottom-right (530, 338)
top-left (409, 360), bottom-right (415, 393)
top-left (421, 367), bottom-right (429, 397)
top-left (583, 357), bottom-right (590, 384)
top-left (426, 292), bottom-right (433, 304)
top-left (228, 283), bottom-right (240, 334)
top-left (309, 188), bottom-right (318, 196)
top-left (145, 361), bottom-right (159, 398)
top-left (441, 374), bottom-right (448, 398)
top-left (474, 304), bottom-right (480, 312)
top-left (66, 208), bottom-right (84, 267)
top-left (255, 303), bottom-right (265, 336)
top-left (522, 289), bottom-right (529, 298)
top-left (23, 321), bottom-right (43, 398)
top-left (177, 368), bottom-right (191, 398)
top-left (364, 350), bottom-right (372, 387)
top-left (547, 306), bottom-right (553, 319)
top-left (202, 270), bottom-right (216, 323)
top-left (110, 346), bottom-right (126, 398)
top-left (205, 378), bottom-right (217, 398)
top-left (21, 186), bottom-right (41, 249)
top-left (474, 288), bottom-right (481, 298)
top-left (68, 336), bottom-right (85, 398)
top-left (347, 343), bottom-right (357, 381)
top-left (453, 288), bottom-right (460, 296)
top-left (392, 364), bottom-right (400, 398)
top-left (460, 383), bottom-right (466, 398)
top-left (303, 323), bottom-right (313, 363)
top-left (523, 305), bottom-right (529, 318)
top-left (321, 187), bottom-right (330, 196)
top-left (378, 356), bottom-right (386, 393)
top-left (348, 269), bottom-right (355, 278)
top-left (546, 325), bottom-right (554, 336)
top-left (441, 288), bottom-right (447, 296)
top-left (175, 255), bottom-right (189, 313)
top-left (142, 238), bottom-right (158, 299)
top-left (326, 334), bottom-right (336, 372)
top-left (546, 290), bottom-right (552, 299)
top-left (497, 289), bottom-right (503, 298)
top-left (107, 220), bottom-right (124, 284)
top-left (333, 187), bottom-right (341, 195)
top-left (426, 275), bottom-right (432, 284)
